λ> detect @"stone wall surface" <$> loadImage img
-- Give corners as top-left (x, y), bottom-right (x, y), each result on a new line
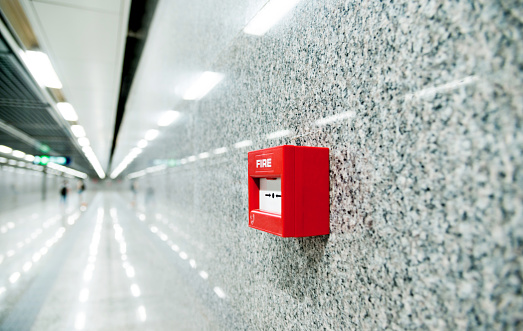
top-left (129, 0), bottom-right (523, 329)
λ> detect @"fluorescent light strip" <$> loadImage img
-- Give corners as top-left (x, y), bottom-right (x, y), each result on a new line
top-left (71, 125), bottom-right (86, 138)
top-left (244, 0), bottom-right (302, 36)
top-left (0, 145), bottom-right (13, 154)
top-left (57, 102), bottom-right (78, 121)
top-left (12, 150), bottom-right (26, 158)
top-left (82, 148), bottom-right (105, 179)
top-left (183, 71), bottom-right (224, 100)
top-left (47, 162), bottom-right (88, 179)
top-left (19, 51), bottom-right (62, 89)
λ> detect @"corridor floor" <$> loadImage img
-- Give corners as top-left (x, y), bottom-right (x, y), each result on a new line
top-left (0, 192), bottom-right (217, 331)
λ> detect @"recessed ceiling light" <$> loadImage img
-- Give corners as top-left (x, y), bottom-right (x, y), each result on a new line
top-left (19, 51), bottom-right (62, 89)
top-left (71, 125), bottom-right (86, 137)
top-left (0, 145), bottom-right (13, 154)
top-left (57, 102), bottom-right (78, 121)
top-left (12, 150), bottom-right (26, 158)
top-left (78, 137), bottom-right (90, 146)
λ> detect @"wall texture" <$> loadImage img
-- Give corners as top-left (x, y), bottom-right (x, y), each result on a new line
top-left (129, 0), bottom-right (522, 329)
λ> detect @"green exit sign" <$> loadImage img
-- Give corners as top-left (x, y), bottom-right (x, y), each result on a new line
top-left (34, 156), bottom-right (71, 165)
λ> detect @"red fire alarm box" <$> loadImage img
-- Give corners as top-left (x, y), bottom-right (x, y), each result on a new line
top-left (248, 145), bottom-right (330, 237)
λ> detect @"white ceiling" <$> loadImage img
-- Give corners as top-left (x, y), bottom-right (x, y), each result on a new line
top-left (20, 0), bottom-right (131, 173)
top-left (111, 0), bottom-right (268, 174)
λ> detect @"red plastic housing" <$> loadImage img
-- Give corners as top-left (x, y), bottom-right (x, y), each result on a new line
top-left (248, 145), bottom-right (330, 237)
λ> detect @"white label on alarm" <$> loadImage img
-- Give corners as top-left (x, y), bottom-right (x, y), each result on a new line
top-left (259, 178), bottom-right (281, 214)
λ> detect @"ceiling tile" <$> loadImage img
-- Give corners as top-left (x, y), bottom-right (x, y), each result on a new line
top-left (32, 0), bottom-right (121, 14)
top-left (33, 2), bottom-right (121, 62)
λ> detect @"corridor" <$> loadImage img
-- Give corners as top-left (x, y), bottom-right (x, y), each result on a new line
top-left (0, 193), bottom-right (220, 330)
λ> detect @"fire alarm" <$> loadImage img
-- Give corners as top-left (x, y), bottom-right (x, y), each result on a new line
top-left (248, 145), bottom-right (329, 237)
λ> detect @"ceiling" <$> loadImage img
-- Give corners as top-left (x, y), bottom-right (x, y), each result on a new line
top-left (0, 32), bottom-right (91, 173)
top-left (19, 0), bottom-right (131, 173)
top-left (111, 0), bottom-right (268, 176)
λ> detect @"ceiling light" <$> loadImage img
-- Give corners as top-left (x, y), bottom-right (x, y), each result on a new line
top-left (71, 125), bottom-right (86, 137)
top-left (0, 145), bottom-right (12, 154)
top-left (145, 129), bottom-right (159, 141)
top-left (132, 147), bottom-right (143, 155)
top-left (157, 110), bottom-right (180, 126)
top-left (47, 162), bottom-right (87, 179)
top-left (78, 137), bottom-right (90, 147)
top-left (12, 150), bottom-right (26, 158)
top-left (137, 139), bottom-right (148, 148)
top-left (57, 102), bottom-right (78, 121)
top-left (19, 51), bottom-right (62, 89)
top-left (24, 155), bottom-right (35, 162)
top-left (244, 0), bottom-right (302, 36)
top-left (183, 71), bottom-right (224, 100)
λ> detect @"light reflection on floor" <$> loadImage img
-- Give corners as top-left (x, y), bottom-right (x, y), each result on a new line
top-left (0, 191), bottom-right (218, 330)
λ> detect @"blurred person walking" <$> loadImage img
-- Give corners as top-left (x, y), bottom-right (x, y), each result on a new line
top-left (60, 181), bottom-right (68, 206)
top-left (77, 180), bottom-right (86, 206)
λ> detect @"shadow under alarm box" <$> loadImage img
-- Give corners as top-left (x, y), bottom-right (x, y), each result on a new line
top-left (248, 145), bottom-right (329, 237)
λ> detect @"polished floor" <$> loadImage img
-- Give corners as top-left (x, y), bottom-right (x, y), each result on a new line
top-left (0, 191), bottom-right (217, 331)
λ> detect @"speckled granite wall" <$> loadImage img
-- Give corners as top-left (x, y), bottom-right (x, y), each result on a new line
top-left (130, 0), bottom-right (522, 329)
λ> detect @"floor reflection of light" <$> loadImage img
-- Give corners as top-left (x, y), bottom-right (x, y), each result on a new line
top-left (32, 252), bottom-right (41, 262)
top-left (83, 264), bottom-right (95, 282)
top-left (0, 255), bottom-right (4, 264)
top-left (199, 271), bottom-right (209, 280)
top-left (171, 245), bottom-right (179, 252)
top-left (7, 250), bottom-right (15, 257)
top-left (75, 312), bottom-right (86, 330)
top-left (189, 259), bottom-right (197, 268)
top-left (17, 242), bottom-right (24, 248)
top-left (179, 252), bottom-right (188, 260)
top-left (150, 226), bottom-right (158, 233)
top-left (79, 288), bottom-right (89, 302)
top-left (9, 272), bottom-right (20, 284)
top-left (125, 266), bottom-right (135, 278)
top-left (137, 305), bottom-right (146, 322)
top-left (0, 287), bottom-right (5, 295)
top-left (23, 261), bottom-right (32, 272)
top-left (130, 284), bottom-right (141, 297)
top-left (213, 287), bottom-right (226, 299)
